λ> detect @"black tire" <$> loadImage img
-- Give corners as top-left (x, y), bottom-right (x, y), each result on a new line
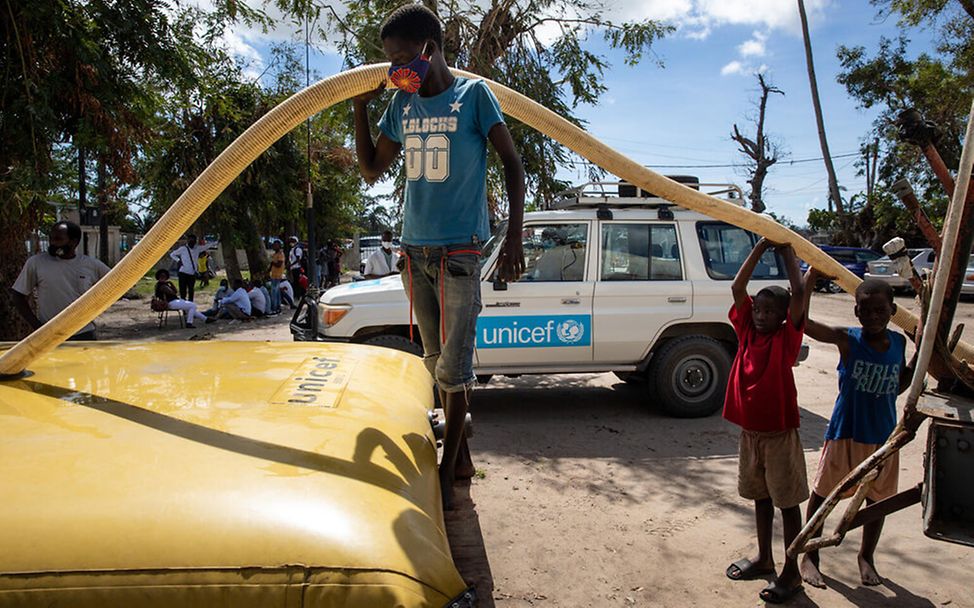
top-left (825, 280), bottom-right (844, 294)
top-left (647, 336), bottom-right (732, 418)
top-left (363, 334), bottom-right (423, 357)
top-left (614, 371), bottom-right (647, 385)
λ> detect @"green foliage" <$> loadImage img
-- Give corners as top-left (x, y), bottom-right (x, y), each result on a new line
top-left (807, 208), bottom-right (838, 234)
top-left (1, 0), bottom-right (202, 221)
top-left (837, 1), bottom-right (973, 241)
top-left (138, 40), bottom-right (364, 253)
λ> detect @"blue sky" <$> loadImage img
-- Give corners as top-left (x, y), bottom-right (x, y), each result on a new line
top-left (228, 0), bottom-right (935, 224)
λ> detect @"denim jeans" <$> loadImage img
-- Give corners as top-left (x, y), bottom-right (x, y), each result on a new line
top-left (269, 279), bottom-right (282, 313)
top-left (400, 243), bottom-right (482, 393)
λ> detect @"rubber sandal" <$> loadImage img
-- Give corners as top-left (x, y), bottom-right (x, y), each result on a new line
top-left (726, 558), bottom-right (775, 581)
top-left (759, 581), bottom-right (804, 604)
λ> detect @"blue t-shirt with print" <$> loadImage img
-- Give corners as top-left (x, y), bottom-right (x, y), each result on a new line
top-left (825, 328), bottom-right (906, 444)
top-left (378, 77), bottom-right (504, 246)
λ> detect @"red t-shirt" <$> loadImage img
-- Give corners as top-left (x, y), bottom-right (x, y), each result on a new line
top-left (723, 296), bottom-right (804, 432)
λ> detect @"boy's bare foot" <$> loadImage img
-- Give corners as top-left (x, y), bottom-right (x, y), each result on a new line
top-left (799, 554), bottom-right (826, 589)
top-left (858, 555), bottom-right (882, 586)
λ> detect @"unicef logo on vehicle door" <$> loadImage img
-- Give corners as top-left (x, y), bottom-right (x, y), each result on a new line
top-left (556, 318), bottom-right (585, 344)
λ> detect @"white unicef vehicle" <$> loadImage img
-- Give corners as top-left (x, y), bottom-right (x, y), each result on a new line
top-left (304, 177), bottom-right (800, 418)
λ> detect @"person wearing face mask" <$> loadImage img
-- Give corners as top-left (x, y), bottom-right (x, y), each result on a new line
top-left (169, 234), bottom-right (205, 302)
top-left (352, 4), bottom-right (526, 510)
top-left (11, 221), bottom-right (110, 340)
top-left (363, 230), bottom-right (400, 279)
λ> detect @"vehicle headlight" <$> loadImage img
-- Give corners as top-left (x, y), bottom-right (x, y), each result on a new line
top-left (319, 304), bottom-right (351, 328)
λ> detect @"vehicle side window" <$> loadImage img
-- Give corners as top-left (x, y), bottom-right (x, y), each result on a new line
top-left (601, 223), bottom-right (682, 281)
top-left (831, 251), bottom-right (857, 264)
top-left (696, 222), bottom-right (782, 280)
top-left (855, 251), bottom-right (881, 263)
top-left (518, 223), bottom-right (588, 282)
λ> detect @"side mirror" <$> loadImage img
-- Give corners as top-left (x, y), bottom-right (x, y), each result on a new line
top-left (492, 278), bottom-right (508, 291)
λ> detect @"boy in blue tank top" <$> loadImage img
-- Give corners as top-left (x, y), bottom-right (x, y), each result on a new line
top-left (352, 4), bottom-right (525, 510)
top-left (799, 272), bottom-right (916, 589)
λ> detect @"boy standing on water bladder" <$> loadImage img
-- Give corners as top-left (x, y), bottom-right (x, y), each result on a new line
top-left (352, 4), bottom-right (525, 509)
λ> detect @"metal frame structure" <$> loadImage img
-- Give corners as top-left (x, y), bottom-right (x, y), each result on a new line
top-left (788, 100), bottom-right (974, 558)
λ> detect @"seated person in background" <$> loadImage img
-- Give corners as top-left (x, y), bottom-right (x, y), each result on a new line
top-left (532, 228), bottom-right (580, 281)
top-left (257, 279), bottom-right (273, 315)
top-left (279, 279), bottom-right (295, 309)
top-left (154, 269), bottom-right (212, 328)
top-left (247, 280), bottom-right (267, 317)
top-left (217, 279), bottom-right (253, 320)
top-left (205, 279), bottom-right (230, 316)
top-left (363, 230), bottom-right (399, 279)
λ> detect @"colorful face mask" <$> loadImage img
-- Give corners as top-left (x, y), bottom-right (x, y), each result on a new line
top-left (388, 42), bottom-right (431, 94)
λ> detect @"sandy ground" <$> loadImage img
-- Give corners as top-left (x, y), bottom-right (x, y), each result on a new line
top-left (92, 291), bottom-right (974, 607)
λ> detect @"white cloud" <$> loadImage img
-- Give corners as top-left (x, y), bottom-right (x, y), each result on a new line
top-left (738, 31), bottom-right (767, 57)
top-left (607, 0), bottom-right (831, 35)
top-left (222, 30), bottom-right (265, 80)
top-left (721, 60), bottom-right (744, 75)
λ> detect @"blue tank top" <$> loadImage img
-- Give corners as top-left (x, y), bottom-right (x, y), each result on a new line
top-left (824, 328), bottom-right (905, 444)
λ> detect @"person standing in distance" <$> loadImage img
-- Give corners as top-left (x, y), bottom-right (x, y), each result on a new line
top-left (352, 3), bottom-right (525, 509)
top-left (169, 234), bottom-right (204, 301)
top-left (287, 236), bottom-right (305, 300)
top-left (363, 230), bottom-right (400, 279)
top-left (11, 221), bottom-right (110, 340)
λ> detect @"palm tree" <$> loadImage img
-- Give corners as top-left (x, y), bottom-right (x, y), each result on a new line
top-left (797, 0), bottom-right (844, 215)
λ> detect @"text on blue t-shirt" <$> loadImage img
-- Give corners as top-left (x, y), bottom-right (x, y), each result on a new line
top-left (378, 77), bottom-right (505, 246)
top-left (825, 327), bottom-right (906, 444)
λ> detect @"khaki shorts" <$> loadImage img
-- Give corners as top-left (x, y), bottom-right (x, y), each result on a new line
top-left (813, 438), bottom-right (899, 501)
top-left (738, 429), bottom-right (809, 509)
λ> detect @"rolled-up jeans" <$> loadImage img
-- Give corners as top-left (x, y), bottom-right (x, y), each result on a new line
top-left (400, 243), bottom-right (482, 393)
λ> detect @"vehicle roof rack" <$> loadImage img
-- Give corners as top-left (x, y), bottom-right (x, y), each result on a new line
top-left (548, 176), bottom-right (745, 211)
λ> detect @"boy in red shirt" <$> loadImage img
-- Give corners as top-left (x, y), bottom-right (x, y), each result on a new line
top-left (724, 238), bottom-right (807, 604)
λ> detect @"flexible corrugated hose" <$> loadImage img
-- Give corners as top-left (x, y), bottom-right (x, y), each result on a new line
top-left (0, 65), bottom-right (963, 375)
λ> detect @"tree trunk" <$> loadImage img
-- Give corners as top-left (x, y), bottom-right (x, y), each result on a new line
top-left (0, 208), bottom-right (37, 341)
top-left (797, 0), bottom-right (844, 215)
top-left (97, 159), bottom-right (109, 265)
top-left (220, 238), bottom-right (242, 283)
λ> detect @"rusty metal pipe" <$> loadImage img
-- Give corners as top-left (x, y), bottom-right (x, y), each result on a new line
top-left (890, 179), bottom-right (942, 251)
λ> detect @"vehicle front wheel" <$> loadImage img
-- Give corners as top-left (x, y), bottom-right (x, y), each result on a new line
top-left (647, 336), bottom-right (731, 418)
top-left (825, 280), bottom-right (844, 294)
top-left (362, 334), bottom-right (423, 357)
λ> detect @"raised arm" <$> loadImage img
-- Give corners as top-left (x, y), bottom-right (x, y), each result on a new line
top-left (352, 82), bottom-right (402, 184)
top-left (731, 238), bottom-right (771, 308)
top-left (489, 123), bottom-right (526, 281)
top-left (778, 244), bottom-right (805, 329)
top-left (802, 267), bottom-right (850, 356)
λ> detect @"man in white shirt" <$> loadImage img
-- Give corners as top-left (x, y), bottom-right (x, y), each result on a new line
top-left (11, 221), bottom-right (110, 340)
top-left (169, 234), bottom-right (205, 301)
top-left (247, 281), bottom-right (267, 316)
top-left (217, 279), bottom-right (252, 320)
top-left (287, 236), bottom-right (305, 300)
top-left (363, 230), bottom-right (400, 279)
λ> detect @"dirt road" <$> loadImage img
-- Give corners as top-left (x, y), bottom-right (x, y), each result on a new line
top-left (92, 291), bottom-right (973, 607)
top-left (471, 293), bottom-right (973, 608)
